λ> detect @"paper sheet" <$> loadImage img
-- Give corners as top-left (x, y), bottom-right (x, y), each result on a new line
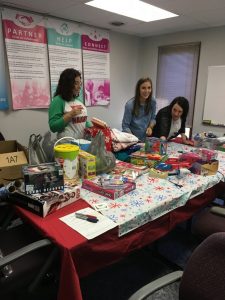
top-left (60, 207), bottom-right (117, 239)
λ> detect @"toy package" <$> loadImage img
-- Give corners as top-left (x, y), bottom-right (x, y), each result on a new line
top-left (82, 176), bottom-right (136, 200)
top-left (9, 185), bottom-right (80, 217)
top-left (145, 137), bottom-right (167, 155)
top-left (79, 150), bottom-right (96, 179)
top-left (22, 162), bottom-right (64, 194)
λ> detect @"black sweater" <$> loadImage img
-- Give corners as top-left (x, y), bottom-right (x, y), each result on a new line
top-left (152, 106), bottom-right (186, 140)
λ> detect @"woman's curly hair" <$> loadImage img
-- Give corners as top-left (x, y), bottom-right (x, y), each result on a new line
top-left (54, 68), bottom-right (81, 101)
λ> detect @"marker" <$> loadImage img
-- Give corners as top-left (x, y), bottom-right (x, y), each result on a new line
top-left (75, 212), bottom-right (99, 223)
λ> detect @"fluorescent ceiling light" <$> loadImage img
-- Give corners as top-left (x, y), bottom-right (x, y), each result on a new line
top-left (85, 0), bottom-right (178, 22)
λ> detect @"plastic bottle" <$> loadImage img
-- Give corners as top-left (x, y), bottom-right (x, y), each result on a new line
top-left (193, 133), bottom-right (202, 147)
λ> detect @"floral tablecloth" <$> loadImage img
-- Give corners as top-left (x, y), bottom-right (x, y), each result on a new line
top-left (81, 143), bottom-right (225, 236)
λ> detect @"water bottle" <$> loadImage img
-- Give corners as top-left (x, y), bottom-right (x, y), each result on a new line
top-left (0, 249), bottom-right (13, 278)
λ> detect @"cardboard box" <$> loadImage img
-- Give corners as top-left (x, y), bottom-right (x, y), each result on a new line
top-left (0, 140), bottom-right (28, 185)
top-left (22, 162), bottom-right (64, 194)
top-left (82, 177), bottom-right (136, 200)
top-left (190, 160), bottom-right (219, 176)
top-left (79, 150), bottom-right (96, 179)
top-left (9, 186), bottom-right (81, 217)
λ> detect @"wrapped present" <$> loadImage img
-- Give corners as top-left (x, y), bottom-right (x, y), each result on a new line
top-left (91, 117), bottom-right (108, 128)
top-left (84, 126), bottom-right (112, 151)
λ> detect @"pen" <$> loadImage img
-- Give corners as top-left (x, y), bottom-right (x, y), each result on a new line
top-left (168, 180), bottom-right (183, 188)
top-left (75, 213), bottom-right (99, 223)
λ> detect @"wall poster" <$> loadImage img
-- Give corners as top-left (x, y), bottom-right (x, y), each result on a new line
top-left (0, 12), bottom-right (8, 110)
top-left (82, 26), bottom-right (110, 107)
top-left (47, 18), bottom-right (83, 100)
top-left (2, 8), bottom-right (50, 109)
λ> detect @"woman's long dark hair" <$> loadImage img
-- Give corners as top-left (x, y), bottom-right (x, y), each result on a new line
top-left (169, 97), bottom-right (189, 119)
top-left (54, 68), bottom-right (81, 101)
top-left (132, 77), bottom-right (153, 117)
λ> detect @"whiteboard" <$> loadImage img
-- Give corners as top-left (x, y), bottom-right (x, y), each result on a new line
top-left (203, 66), bottom-right (225, 126)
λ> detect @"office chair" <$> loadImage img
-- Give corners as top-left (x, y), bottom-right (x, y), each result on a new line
top-left (0, 221), bottom-right (59, 300)
top-left (192, 205), bottom-right (225, 239)
top-left (128, 232), bottom-right (225, 300)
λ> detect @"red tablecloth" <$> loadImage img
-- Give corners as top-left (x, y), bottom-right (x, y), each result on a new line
top-left (15, 183), bottom-right (223, 300)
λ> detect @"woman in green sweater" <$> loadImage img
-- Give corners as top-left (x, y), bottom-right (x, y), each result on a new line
top-left (48, 68), bottom-right (90, 139)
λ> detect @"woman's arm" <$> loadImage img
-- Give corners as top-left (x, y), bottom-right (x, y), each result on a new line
top-left (153, 107), bottom-right (171, 139)
top-left (48, 97), bottom-right (65, 133)
top-left (122, 101), bottom-right (133, 134)
top-left (146, 98), bottom-right (156, 136)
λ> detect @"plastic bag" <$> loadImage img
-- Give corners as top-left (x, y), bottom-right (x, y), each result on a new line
top-left (28, 134), bottom-right (48, 165)
top-left (87, 131), bottom-right (116, 174)
top-left (41, 131), bottom-right (58, 162)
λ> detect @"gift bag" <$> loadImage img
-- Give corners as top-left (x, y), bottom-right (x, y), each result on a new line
top-left (87, 131), bottom-right (116, 174)
top-left (28, 134), bottom-right (48, 165)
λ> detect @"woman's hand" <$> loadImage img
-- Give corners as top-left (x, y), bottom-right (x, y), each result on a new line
top-left (160, 136), bottom-right (167, 141)
top-left (70, 105), bottom-right (83, 118)
top-left (181, 134), bottom-right (193, 145)
top-left (183, 139), bottom-right (193, 145)
top-left (146, 127), bottom-right (153, 136)
top-left (63, 105), bottom-right (83, 123)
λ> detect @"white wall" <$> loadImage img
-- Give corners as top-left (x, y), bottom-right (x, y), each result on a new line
top-left (87, 32), bottom-right (141, 129)
top-left (140, 26), bottom-right (225, 137)
top-left (0, 31), bottom-right (141, 146)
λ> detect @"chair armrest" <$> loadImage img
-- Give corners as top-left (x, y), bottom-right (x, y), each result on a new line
top-left (0, 238), bottom-right (52, 268)
top-left (128, 270), bottom-right (183, 300)
top-left (210, 206), bottom-right (225, 217)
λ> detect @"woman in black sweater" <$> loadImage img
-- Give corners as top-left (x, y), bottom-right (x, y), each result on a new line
top-left (153, 97), bottom-right (192, 145)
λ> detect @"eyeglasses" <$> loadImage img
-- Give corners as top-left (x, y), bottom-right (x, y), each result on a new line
top-left (74, 81), bottom-right (82, 86)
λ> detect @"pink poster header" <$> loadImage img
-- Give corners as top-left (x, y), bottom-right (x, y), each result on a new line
top-left (3, 20), bottom-right (47, 44)
top-left (82, 35), bottom-right (110, 53)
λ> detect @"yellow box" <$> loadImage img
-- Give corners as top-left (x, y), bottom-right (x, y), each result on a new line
top-left (191, 160), bottom-right (219, 176)
top-left (79, 150), bottom-right (96, 179)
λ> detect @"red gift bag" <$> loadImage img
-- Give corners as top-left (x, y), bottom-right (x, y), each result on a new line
top-left (84, 126), bottom-right (112, 151)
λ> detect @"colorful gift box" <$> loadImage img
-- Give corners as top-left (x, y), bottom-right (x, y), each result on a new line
top-left (79, 150), bottom-right (96, 179)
